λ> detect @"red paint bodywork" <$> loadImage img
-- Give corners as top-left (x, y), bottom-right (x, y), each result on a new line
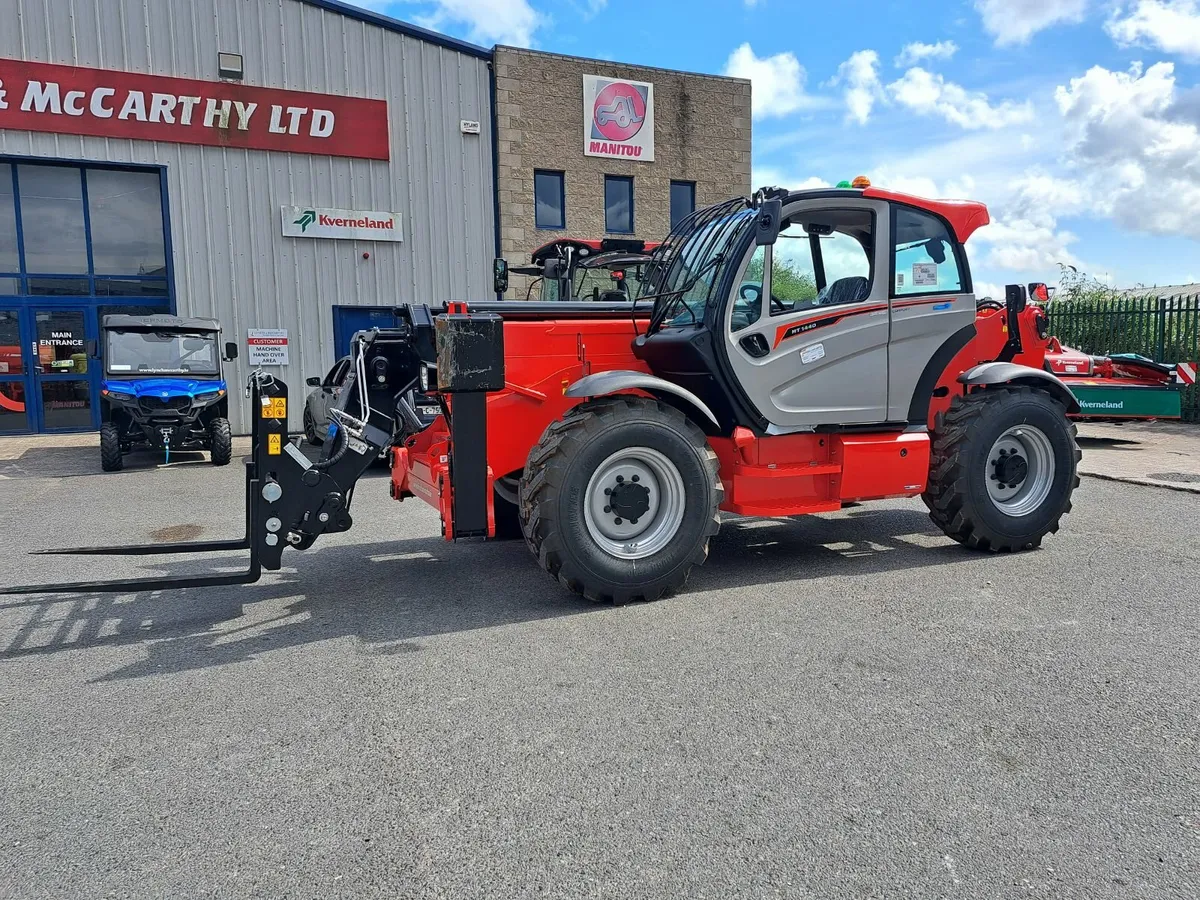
top-left (862, 187), bottom-right (991, 243)
top-left (392, 298), bottom-right (1060, 538)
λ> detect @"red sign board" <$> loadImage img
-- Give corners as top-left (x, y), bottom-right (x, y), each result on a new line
top-left (0, 58), bottom-right (389, 160)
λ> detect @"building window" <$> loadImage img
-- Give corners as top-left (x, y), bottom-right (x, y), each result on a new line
top-left (534, 170), bottom-right (565, 230)
top-left (670, 180), bottom-right (695, 228)
top-left (604, 175), bottom-right (634, 234)
top-left (0, 161), bottom-right (170, 299)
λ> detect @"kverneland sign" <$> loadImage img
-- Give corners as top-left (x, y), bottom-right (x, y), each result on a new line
top-left (0, 58), bottom-right (389, 160)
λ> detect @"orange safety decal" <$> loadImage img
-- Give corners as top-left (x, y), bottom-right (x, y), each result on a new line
top-left (268, 433), bottom-right (282, 455)
top-left (262, 397), bottom-right (287, 420)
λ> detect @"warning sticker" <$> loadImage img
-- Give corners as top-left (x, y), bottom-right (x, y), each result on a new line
top-left (262, 397), bottom-right (287, 420)
top-left (268, 433), bottom-right (282, 455)
top-left (913, 263), bottom-right (938, 286)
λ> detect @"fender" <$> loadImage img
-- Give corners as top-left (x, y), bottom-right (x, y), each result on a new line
top-left (565, 371), bottom-right (722, 431)
top-left (958, 362), bottom-right (1080, 414)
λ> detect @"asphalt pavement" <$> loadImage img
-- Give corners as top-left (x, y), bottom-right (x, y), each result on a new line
top-left (0, 442), bottom-right (1197, 899)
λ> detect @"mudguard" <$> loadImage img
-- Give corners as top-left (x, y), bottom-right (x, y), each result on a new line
top-left (565, 370), bottom-right (722, 430)
top-left (958, 362), bottom-right (1080, 414)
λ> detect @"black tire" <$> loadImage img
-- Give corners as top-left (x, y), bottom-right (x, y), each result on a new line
top-left (100, 422), bottom-right (123, 472)
top-left (924, 386), bottom-right (1080, 552)
top-left (304, 409), bottom-right (323, 446)
top-left (209, 417), bottom-right (233, 466)
top-left (519, 396), bottom-right (723, 604)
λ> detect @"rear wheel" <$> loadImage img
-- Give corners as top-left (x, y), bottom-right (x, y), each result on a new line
top-left (100, 423), bottom-right (123, 472)
top-left (924, 386), bottom-right (1080, 551)
top-left (519, 396), bottom-right (722, 604)
top-left (209, 417), bottom-right (233, 466)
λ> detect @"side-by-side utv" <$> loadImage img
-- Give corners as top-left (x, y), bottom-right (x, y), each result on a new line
top-left (8, 183), bottom-right (1083, 602)
top-left (98, 315), bottom-right (240, 471)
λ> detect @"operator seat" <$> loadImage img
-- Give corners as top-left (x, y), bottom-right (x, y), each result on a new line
top-left (816, 276), bottom-right (870, 306)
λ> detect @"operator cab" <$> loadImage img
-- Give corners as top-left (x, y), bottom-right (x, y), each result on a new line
top-left (634, 183), bottom-right (988, 434)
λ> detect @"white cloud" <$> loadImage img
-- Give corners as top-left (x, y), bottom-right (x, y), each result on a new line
top-left (833, 50), bottom-right (883, 125)
top-left (723, 43), bottom-right (825, 119)
top-left (975, 0), bottom-right (1089, 44)
top-left (1106, 1), bottom-right (1200, 59)
top-left (1055, 61), bottom-right (1200, 238)
top-left (386, 0), bottom-right (541, 47)
top-left (887, 68), bottom-right (1035, 129)
top-left (894, 40), bottom-right (959, 67)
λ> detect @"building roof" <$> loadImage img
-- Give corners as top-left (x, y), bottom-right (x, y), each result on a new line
top-left (298, 0), bottom-right (492, 60)
top-left (1117, 283), bottom-right (1200, 299)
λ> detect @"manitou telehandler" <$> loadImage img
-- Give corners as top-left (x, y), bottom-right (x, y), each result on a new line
top-left (5, 184), bottom-right (1082, 603)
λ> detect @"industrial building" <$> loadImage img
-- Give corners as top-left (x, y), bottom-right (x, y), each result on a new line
top-left (0, 0), bottom-right (750, 434)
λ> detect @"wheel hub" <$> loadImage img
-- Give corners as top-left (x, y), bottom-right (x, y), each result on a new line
top-left (985, 426), bottom-right (1056, 517)
top-left (583, 447), bottom-right (687, 560)
top-left (605, 477), bottom-right (651, 523)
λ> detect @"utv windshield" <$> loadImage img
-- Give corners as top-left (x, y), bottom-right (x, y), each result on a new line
top-left (105, 330), bottom-right (220, 376)
top-left (640, 198), bottom-right (755, 331)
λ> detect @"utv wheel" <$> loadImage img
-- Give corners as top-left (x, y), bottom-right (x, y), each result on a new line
top-left (100, 423), bottom-right (124, 472)
top-left (924, 386), bottom-right (1081, 552)
top-left (519, 396), bottom-right (723, 604)
top-left (303, 409), bottom-right (323, 446)
top-left (209, 417), bottom-right (233, 466)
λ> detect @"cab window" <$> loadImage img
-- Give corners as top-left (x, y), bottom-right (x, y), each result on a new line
top-left (770, 210), bottom-right (873, 316)
top-left (893, 208), bottom-right (963, 296)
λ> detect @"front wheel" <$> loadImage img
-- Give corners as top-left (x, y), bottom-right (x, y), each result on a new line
top-left (519, 396), bottom-right (723, 604)
top-left (100, 422), bottom-right (123, 472)
top-left (924, 386), bottom-right (1080, 551)
top-left (209, 417), bottom-right (233, 466)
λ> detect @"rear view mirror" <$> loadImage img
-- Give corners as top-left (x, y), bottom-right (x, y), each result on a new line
top-left (306, 376), bottom-right (321, 387)
top-left (755, 199), bottom-right (782, 246)
top-left (223, 341), bottom-right (238, 361)
top-left (493, 258), bottom-right (509, 295)
top-left (1027, 282), bottom-right (1050, 303)
top-left (85, 339), bottom-right (98, 358)
top-left (1005, 284), bottom-right (1028, 312)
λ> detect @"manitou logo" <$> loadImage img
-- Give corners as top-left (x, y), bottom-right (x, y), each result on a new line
top-left (583, 74), bottom-right (654, 162)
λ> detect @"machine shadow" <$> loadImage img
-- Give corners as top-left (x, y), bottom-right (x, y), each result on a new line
top-left (0, 505), bottom-right (967, 681)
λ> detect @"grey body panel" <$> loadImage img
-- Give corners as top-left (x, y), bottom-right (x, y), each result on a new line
top-left (565, 371), bottom-right (721, 430)
top-left (959, 362), bottom-right (1081, 414)
top-left (722, 198), bottom-right (891, 430)
top-left (887, 293), bottom-right (977, 421)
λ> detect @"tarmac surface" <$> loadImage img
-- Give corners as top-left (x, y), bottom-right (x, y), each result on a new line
top-left (0, 440), bottom-right (1197, 899)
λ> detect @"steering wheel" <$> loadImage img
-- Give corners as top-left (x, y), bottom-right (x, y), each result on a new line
top-left (739, 282), bottom-right (788, 315)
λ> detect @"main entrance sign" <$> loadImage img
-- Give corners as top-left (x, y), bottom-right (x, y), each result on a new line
top-left (0, 58), bottom-right (390, 160)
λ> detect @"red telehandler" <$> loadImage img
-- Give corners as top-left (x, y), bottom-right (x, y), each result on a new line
top-left (5, 184), bottom-right (1082, 603)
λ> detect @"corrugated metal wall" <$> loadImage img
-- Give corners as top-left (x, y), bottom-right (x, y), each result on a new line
top-left (1, 0), bottom-right (495, 432)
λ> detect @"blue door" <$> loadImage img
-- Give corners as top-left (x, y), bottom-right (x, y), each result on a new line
top-left (332, 306), bottom-right (400, 358)
top-left (0, 307), bottom-right (32, 434)
top-left (29, 307), bottom-right (98, 431)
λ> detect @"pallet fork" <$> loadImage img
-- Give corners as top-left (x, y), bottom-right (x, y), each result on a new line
top-left (2, 371), bottom-right (393, 595)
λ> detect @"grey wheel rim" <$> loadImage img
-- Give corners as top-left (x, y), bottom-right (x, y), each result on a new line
top-left (583, 447), bottom-right (687, 560)
top-left (986, 424), bottom-right (1056, 517)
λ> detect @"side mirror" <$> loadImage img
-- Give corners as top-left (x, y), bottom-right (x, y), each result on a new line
top-left (223, 341), bottom-right (239, 361)
top-left (305, 376), bottom-right (321, 387)
top-left (493, 258), bottom-right (509, 295)
top-left (85, 339), bottom-right (98, 358)
top-left (755, 199), bottom-right (782, 246)
top-left (1005, 283), bottom-right (1028, 312)
top-left (1027, 282), bottom-right (1050, 303)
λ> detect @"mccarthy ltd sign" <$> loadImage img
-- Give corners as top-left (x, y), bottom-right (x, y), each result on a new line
top-left (281, 206), bottom-right (403, 241)
top-left (583, 74), bottom-right (654, 162)
top-left (0, 58), bottom-right (390, 160)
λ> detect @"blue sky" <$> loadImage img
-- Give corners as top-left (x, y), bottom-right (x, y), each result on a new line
top-left (357, 0), bottom-right (1200, 296)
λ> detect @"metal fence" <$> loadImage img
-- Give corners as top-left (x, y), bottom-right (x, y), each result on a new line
top-left (1047, 294), bottom-right (1200, 421)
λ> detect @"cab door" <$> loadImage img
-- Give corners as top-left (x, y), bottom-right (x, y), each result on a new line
top-left (722, 198), bottom-right (891, 430)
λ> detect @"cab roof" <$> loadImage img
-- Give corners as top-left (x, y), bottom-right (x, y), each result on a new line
top-left (778, 186), bottom-right (991, 244)
top-left (102, 314), bottom-right (222, 333)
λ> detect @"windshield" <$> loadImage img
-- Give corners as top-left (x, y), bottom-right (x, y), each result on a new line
top-left (573, 263), bottom-right (647, 300)
top-left (105, 330), bottom-right (220, 376)
top-left (640, 199), bottom-right (754, 330)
